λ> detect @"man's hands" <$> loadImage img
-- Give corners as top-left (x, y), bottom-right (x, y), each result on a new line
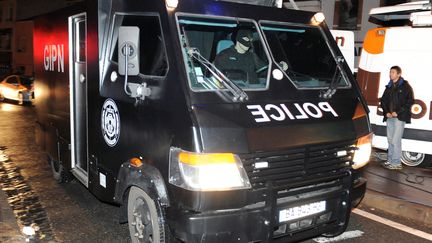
top-left (386, 112), bottom-right (398, 118)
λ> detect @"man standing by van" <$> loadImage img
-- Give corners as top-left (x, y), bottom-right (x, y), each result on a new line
top-left (380, 66), bottom-right (414, 170)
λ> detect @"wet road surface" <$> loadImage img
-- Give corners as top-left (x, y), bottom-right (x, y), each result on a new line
top-left (0, 102), bottom-right (129, 242)
top-left (0, 102), bottom-right (431, 242)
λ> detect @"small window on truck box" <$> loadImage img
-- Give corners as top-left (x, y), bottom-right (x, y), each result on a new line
top-left (110, 14), bottom-right (168, 77)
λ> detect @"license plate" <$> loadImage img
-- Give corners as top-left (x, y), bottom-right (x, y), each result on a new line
top-left (279, 201), bottom-right (326, 222)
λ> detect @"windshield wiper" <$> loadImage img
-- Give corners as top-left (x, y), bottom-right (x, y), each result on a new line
top-left (319, 56), bottom-right (345, 99)
top-left (187, 47), bottom-right (248, 102)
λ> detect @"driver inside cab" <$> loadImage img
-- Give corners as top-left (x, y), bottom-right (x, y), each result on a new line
top-left (214, 29), bottom-right (267, 84)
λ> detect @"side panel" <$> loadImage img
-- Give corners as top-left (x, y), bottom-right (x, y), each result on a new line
top-left (34, 6), bottom-right (79, 166)
top-left (89, 0), bottom-right (192, 203)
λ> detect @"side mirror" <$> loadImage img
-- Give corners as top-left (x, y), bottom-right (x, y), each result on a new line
top-left (117, 26), bottom-right (151, 101)
top-left (118, 26), bottom-right (140, 76)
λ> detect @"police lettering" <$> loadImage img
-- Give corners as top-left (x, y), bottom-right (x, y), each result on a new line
top-left (247, 102), bottom-right (338, 123)
top-left (44, 44), bottom-right (64, 73)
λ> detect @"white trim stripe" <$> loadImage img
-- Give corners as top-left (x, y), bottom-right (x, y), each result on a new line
top-left (353, 208), bottom-right (432, 241)
top-left (313, 230), bottom-right (364, 243)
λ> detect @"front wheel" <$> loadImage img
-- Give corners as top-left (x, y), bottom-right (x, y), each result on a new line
top-left (401, 151), bottom-right (425, 166)
top-left (127, 186), bottom-right (170, 243)
top-left (49, 156), bottom-right (70, 183)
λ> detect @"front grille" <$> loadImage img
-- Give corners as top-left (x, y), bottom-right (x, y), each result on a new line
top-left (241, 140), bottom-right (356, 190)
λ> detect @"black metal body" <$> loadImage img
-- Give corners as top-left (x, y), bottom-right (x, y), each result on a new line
top-left (34, 0), bottom-right (371, 242)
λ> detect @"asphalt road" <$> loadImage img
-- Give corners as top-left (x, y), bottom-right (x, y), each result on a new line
top-left (0, 101), bottom-right (431, 243)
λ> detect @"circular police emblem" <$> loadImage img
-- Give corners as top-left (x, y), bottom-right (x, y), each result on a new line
top-left (101, 99), bottom-right (120, 147)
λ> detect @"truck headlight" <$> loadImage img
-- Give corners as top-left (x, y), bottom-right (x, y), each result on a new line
top-left (169, 148), bottom-right (251, 191)
top-left (352, 133), bottom-right (373, 169)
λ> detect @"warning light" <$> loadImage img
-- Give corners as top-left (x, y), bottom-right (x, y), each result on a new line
top-left (166, 0), bottom-right (178, 9)
top-left (311, 12), bottom-right (325, 25)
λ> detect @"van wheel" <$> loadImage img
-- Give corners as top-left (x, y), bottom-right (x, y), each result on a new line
top-left (127, 186), bottom-right (170, 243)
top-left (49, 157), bottom-right (70, 183)
top-left (401, 151), bottom-right (425, 166)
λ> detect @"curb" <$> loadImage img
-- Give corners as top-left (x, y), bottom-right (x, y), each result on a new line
top-left (361, 189), bottom-right (432, 227)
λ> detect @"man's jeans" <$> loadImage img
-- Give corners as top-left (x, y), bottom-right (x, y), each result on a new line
top-left (386, 118), bottom-right (405, 165)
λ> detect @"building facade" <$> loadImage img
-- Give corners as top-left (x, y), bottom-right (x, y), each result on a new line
top-left (0, 0), bottom-right (81, 77)
top-left (0, 0), bottom-right (15, 76)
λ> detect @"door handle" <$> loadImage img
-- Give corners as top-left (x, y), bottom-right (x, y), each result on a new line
top-left (79, 74), bottom-right (86, 83)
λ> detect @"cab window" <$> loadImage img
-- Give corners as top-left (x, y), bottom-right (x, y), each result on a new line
top-left (6, 76), bottom-right (19, 85)
top-left (260, 22), bottom-right (351, 89)
top-left (110, 14), bottom-right (168, 77)
top-left (177, 15), bottom-right (271, 92)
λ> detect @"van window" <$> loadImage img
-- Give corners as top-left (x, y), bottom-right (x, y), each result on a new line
top-left (260, 22), bottom-right (351, 89)
top-left (111, 14), bottom-right (168, 77)
top-left (76, 20), bottom-right (86, 63)
top-left (6, 76), bottom-right (18, 84)
top-left (177, 15), bottom-right (271, 92)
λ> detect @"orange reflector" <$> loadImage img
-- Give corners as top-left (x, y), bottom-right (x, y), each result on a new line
top-left (179, 152), bottom-right (236, 166)
top-left (130, 157), bottom-right (143, 167)
top-left (363, 28), bottom-right (386, 54)
top-left (352, 102), bottom-right (367, 120)
top-left (357, 133), bottom-right (373, 146)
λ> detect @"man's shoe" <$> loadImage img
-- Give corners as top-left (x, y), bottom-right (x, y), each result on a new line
top-left (383, 163), bottom-right (402, 170)
top-left (382, 161), bottom-right (391, 167)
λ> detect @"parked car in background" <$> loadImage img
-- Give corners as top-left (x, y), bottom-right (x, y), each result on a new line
top-left (0, 75), bottom-right (34, 105)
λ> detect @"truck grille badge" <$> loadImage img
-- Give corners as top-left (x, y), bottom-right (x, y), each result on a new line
top-left (254, 161), bottom-right (269, 169)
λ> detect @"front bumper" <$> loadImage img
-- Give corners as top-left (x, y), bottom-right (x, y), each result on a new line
top-left (170, 183), bottom-right (352, 243)
top-left (351, 169), bottom-right (367, 208)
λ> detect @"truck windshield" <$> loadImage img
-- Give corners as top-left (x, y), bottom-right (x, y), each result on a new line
top-left (260, 22), bottom-right (350, 89)
top-left (177, 15), bottom-right (271, 93)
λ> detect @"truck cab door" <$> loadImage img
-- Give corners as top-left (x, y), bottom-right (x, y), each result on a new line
top-left (69, 13), bottom-right (89, 186)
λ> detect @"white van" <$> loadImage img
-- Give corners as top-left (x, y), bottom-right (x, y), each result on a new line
top-left (331, 30), bottom-right (355, 74)
top-left (358, 1), bottom-right (432, 166)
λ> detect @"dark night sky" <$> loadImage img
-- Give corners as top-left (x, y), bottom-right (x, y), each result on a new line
top-left (15, 0), bottom-right (83, 20)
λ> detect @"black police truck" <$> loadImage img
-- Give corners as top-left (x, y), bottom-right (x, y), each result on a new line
top-left (34, 0), bottom-right (372, 242)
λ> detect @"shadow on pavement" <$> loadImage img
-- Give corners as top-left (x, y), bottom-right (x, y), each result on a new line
top-left (364, 152), bottom-right (432, 207)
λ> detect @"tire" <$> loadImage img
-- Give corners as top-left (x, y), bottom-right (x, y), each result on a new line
top-left (127, 186), bottom-right (171, 243)
top-left (422, 155), bottom-right (432, 168)
top-left (401, 151), bottom-right (425, 167)
top-left (49, 157), bottom-right (70, 183)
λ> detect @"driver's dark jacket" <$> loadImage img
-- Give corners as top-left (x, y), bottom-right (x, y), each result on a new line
top-left (379, 78), bottom-right (414, 123)
top-left (214, 46), bottom-right (266, 84)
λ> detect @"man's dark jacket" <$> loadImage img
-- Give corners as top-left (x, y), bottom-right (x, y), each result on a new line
top-left (379, 78), bottom-right (414, 123)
